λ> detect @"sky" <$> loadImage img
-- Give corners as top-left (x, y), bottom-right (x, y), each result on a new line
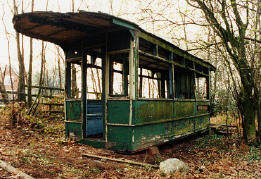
top-left (0, 0), bottom-right (204, 81)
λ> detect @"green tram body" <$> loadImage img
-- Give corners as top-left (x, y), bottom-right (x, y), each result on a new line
top-left (13, 11), bottom-right (215, 153)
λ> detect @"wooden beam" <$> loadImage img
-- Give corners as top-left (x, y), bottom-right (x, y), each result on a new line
top-left (139, 50), bottom-right (169, 63)
top-left (66, 57), bottom-right (82, 63)
top-left (82, 153), bottom-right (159, 168)
top-left (81, 53), bottom-right (87, 138)
top-left (104, 33), bottom-right (109, 142)
top-left (24, 85), bottom-right (64, 91)
top-left (108, 49), bottom-right (130, 55)
top-left (129, 38), bottom-right (135, 126)
top-left (65, 61), bottom-right (71, 98)
top-left (0, 160), bottom-right (34, 179)
top-left (138, 31), bottom-right (213, 69)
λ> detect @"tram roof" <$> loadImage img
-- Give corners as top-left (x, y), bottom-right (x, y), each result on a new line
top-left (13, 11), bottom-right (215, 70)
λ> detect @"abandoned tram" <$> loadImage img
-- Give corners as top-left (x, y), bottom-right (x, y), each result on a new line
top-left (13, 11), bottom-right (215, 152)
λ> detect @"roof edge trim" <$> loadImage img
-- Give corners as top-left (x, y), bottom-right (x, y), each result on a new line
top-left (112, 18), bottom-right (135, 30)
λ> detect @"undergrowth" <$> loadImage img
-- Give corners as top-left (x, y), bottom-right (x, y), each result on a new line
top-left (0, 103), bottom-right (64, 135)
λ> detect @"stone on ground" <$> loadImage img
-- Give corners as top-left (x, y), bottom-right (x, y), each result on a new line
top-left (159, 158), bottom-right (189, 175)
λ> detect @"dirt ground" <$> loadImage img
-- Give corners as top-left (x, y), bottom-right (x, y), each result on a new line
top-left (0, 110), bottom-right (260, 178)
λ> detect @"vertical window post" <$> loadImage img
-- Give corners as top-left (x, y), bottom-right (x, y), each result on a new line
top-left (206, 74), bottom-right (210, 99)
top-left (81, 53), bottom-right (87, 138)
top-left (169, 53), bottom-right (174, 99)
top-left (129, 34), bottom-right (137, 125)
top-left (65, 61), bottom-right (71, 99)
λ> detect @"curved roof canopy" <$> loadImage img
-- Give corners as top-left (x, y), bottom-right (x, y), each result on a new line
top-left (13, 11), bottom-right (134, 47)
top-left (13, 11), bottom-right (215, 70)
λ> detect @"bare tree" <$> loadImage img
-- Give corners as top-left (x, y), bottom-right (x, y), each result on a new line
top-left (27, 0), bottom-right (34, 107)
top-left (13, 0), bottom-right (26, 102)
top-left (2, 4), bottom-right (14, 101)
top-left (56, 45), bottom-right (63, 89)
top-left (0, 67), bottom-right (9, 104)
top-left (186, 0), bottom-right (260, 143)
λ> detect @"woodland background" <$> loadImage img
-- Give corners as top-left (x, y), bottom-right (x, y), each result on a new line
top-left (0, 0), bottom-right (260, 178)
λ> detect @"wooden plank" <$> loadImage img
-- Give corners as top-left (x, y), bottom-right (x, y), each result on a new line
top-left (24, 85), bottom-right (64, 91)
top-left (0, 160), bottom-right (34, 179)
top-left (40, 110), bottom-right (64, 113)
top-left (82, 153), bottom-right (159, 168)
top-left (0, 91), bottom-right (63, 99)
top-left (40, 103), bottom-right (64, 106)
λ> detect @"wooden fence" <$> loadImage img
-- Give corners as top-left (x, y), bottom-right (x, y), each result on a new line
top-left (0, 85), bottom-right (64, 115)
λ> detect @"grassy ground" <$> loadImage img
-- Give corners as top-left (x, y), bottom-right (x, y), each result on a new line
top-left (0, 107), bottom-right (260, 178)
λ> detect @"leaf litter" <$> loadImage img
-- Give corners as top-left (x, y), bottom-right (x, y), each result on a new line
top-left (0, 106), bottom-right (260, 178)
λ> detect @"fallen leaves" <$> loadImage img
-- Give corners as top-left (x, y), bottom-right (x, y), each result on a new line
top-left (0, 109), bottom-right (260, 178)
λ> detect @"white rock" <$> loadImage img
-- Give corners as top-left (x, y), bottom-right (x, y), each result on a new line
top-left (159, 158), bottom-right (189, 175)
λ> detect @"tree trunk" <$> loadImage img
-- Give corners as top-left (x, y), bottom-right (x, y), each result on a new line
top-left (13, 0), bottom-right (26, 102)
top-left (56, 46), bottom-right (62, 89)
top-left (0, 67), bottom-right (9, 104)
top-left (256, 0), bottom-right (261, 143)
top-left (2, 8), bottom-right (14, 101)
top-left (187, 0), bottom-right (260, 144)
top-left (27, 0), bottom-right (34, 107)
top-left (28, 41), bottom-right (45, 115)
top-left (240, 89), bottom-right (256, 143)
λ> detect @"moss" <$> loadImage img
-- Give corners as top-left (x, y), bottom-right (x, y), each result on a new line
top-left (175, 102), bottom-right (194, 118)
top-left (240, 88), bottom-right (256, 143)
top-left (137, 101), bottom-right (173, 123)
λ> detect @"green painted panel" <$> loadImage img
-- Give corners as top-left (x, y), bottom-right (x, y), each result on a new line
top-left (134, 101), bottom-right (173, 124)
top-left (195, 117), bottom-right (209, 131)
top-left (78, 139), bottom-right (106, 148)
top-left (133, 124), bottom-right (166, 144)
top-left (107, 126), bottom-right (132, 143)
top-left (66, 101), bottom-right (81, 121)
top-left (108, 100), bottom-right (129, 124)
top-left (65, 122), bottom-right (82, 138)
top-left (196, 101), bottom-right (210, 115)
top-left (174, 101), bottom-right (194, 118)
top-left (131, 118), bottom-right (194, 151)
top-left (174, 118), bottom-right (194, 136)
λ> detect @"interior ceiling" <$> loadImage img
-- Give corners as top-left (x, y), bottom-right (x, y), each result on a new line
top-left (13, 11), bottom-right (122, 47)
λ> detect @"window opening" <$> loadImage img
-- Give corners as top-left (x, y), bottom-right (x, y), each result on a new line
top-left (174, 67), bottom-right (195, 99)
top-left (138, 38), bottom-right (171, 99)
top-left (71, 63), bottom-right (81, 99)
top-left (109, 53), bottom-right (129, 96)
top-left (195, 75), bottom-right (208, 99)
top-left (86, 55), bottom-right (102, 99)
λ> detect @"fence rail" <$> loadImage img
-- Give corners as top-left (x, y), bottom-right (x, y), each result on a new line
top-left (0, 86), bottom-right (65, 115)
